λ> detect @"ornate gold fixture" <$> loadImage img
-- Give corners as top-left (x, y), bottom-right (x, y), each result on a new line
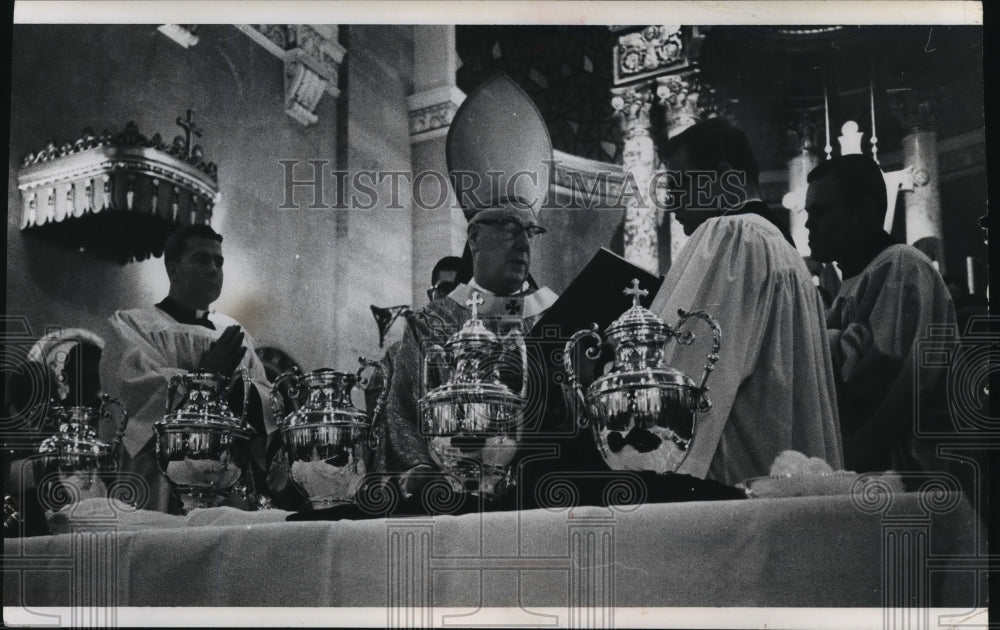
top-left (16, 111), bottom-right (220, 263)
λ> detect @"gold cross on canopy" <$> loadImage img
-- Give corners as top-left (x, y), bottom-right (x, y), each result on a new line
top-left (175, 109), bottom-right (203, 156)
top-left (623, 278), bottom-right (648, 306)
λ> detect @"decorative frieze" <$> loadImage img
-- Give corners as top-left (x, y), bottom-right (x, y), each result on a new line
top-left (613, 26), bottom-right (702, 85)
top-left (406, 86), bottom-right (466, 142)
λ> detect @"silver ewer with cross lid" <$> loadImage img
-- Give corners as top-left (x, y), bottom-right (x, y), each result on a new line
top-left (270, 358), bottom-right (389, 508)
top-left (564, 279), bottom-right (722, 474)
top-left (418, 291), bottom-right (528, 500)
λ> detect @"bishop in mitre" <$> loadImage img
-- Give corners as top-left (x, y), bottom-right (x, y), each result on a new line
top-left (376, 74), bottom-right (559, 494)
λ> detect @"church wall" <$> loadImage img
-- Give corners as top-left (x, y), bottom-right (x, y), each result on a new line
top-left (7, 24), bottom-right (413, 373)
top-left (333, 24), bottom-right (415, 367)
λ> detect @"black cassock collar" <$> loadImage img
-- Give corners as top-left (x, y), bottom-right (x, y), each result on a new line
top-left (155, 297), bottom-right (216, 330)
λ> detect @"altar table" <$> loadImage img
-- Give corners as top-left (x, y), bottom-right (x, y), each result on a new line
top-left (3, 490), bottom-right (982, 615)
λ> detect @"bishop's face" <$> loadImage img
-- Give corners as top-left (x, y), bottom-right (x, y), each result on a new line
top-left (469, 207), bottom-right (535, 296)
top-left (168, 236), bottom-right (224, 309)
top-left (804, 175), bottom-right (847, 264)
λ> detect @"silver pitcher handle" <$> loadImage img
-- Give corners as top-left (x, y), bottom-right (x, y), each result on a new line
top-left (228, 367), bottom-right (252, 430)
top-left (673, 309), bottom-right (722, 412)
top-left (421, 343), bottom-right (448, 396)
top-left (563, 324), bottom-right (602, 428)
top-left (166, 374), bottom-right (186, 413)
top-left (270, 366), bottom-right (303, 425)
top-left (357, 357), bottom-right (391, 448)
top-left (100, 394), bottom-right (129, 469)
top-left (501, 329), bottom-right (529, 399)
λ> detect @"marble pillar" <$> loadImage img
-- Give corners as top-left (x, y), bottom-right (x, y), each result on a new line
top-left (784, 111), bottom-right (820, 257)
top-left (612, 85), bottom-right (658, 273)
top-left (896, 93), bottom-right (944, 273)
top-left (407, 26), bottom-right (466, 307)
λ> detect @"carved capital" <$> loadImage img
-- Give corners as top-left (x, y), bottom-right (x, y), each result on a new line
top-left (406, 86), bottom-right (466, 142)
top-left (889, 89), bottom-right (937, 133)
top-left (284, 61), bottom-right (329, 126)
top-left (786, 109), bottom-right (822, 158)
top-left (655, 72), bottom-right (722, 138)
top-left (238, 24), bottom-right (346, 126)
top-left (611, 85), bottom-right (654, 140)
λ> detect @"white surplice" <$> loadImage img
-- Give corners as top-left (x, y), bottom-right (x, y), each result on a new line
top-left (100, 306), bottom-right (272, 512)
top-left (826, 244), bottom-right (958, 472)
top-left (100, 306), bottom-right (272, 457)
top-left (650, 213), bottom-right (843, 486)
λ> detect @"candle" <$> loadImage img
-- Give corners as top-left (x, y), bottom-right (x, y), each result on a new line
top-left (967, 256), bottom-right (976, 295)
top-left (824, 84), bottom-right (832, 160)
top-left (870, 75), bottom-right (879, 164)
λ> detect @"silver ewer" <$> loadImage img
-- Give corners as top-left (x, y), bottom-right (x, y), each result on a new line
top-left (418, 292), bottom-right (527, 500)
top-left (33, 395), bottom-right (129, 500)
top-left (564, 279), bottom-right (721, 474)
top-left (271, 359), bottom-right (389, 509)
top-left (154, 368), bottom-right (254, 512)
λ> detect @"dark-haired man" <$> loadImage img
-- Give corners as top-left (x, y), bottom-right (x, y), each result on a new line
top-left (649, 118), bottom-right (843, 486)
top-left (805, 154), bottom-right (957, 473)
top-left (100, 224), bottom-right (271, 512)
top-left (428, 256), bottom-right (462, 302)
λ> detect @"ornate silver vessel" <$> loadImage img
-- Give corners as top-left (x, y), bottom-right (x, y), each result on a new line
top-left (272, 359), bottom-right (388, 508)
top-left (33, 395), bottom-right (128, 498)
top-left (154, 368), bottom-right (254, 512)
top-left (418, 292), bottom-right (527, 500)
top-left (564, 279), bottom-right (721, 474)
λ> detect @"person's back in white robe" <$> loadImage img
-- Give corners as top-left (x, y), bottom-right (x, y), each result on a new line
top-left (650, 213), bottom-right (843, 486)
top-left (826, 243), bottom-right (958, 473)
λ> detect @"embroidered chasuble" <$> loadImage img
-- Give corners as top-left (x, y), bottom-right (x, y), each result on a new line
top-left (377, 284), bottom-right (557, 474)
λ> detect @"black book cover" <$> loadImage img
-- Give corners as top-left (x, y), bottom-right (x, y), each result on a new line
top-left (528, 247), bottom-right (663, 339)
top-left (519, 248), bottom-right (664, 480)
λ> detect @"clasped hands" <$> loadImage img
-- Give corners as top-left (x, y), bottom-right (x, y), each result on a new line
top-left (198, 324), bottom-right (247, 377)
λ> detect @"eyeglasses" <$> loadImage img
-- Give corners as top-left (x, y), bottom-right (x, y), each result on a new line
top-left (427, 280), bottom-right (459, 301)
top-left (477, 219), bottom-right (547, 240)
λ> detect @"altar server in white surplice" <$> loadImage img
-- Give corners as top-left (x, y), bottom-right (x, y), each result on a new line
top-left (100, 225), bottom-right (272, 513)
top-left (805, 155), bottom-right (958, 474)
top-left (650, 119), bottom-right (843, 486)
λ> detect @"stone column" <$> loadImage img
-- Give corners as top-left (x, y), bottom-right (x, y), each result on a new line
top-left (611, 85), bottom-right (657, 273)
top-left (784, 111), bottom-right (820, 257)
top-left (896, 92), bottom-right (944, 273)
top-left (408, 25), bottom-right (466, 307)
